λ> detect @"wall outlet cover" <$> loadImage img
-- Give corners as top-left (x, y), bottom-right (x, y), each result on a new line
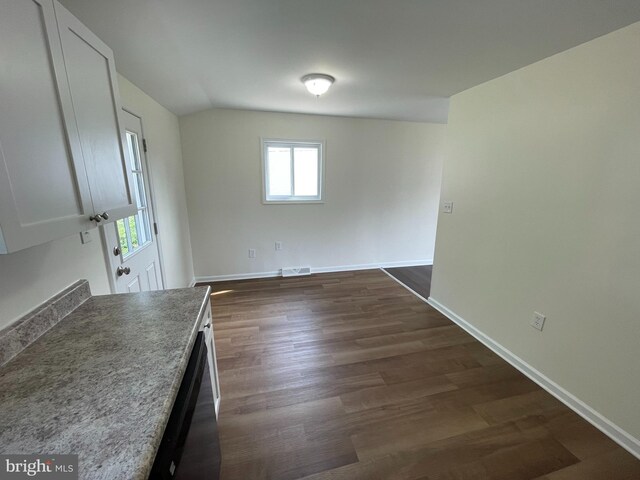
top-left (248, 249), bottom-right (256, 258)
top-left (531, 311), bottom-right (546, 331)
top-left (443, 201), bottom-right (454, 214)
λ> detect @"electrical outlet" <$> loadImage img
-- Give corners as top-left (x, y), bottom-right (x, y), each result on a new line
top-left (443, 201), bottom-right (454, 214)
top-left (248, 249), bottom-right (256, 259)
top-left (275, 241), bottom-right (282, 251)
top-left (80, 231), bottom-right (92, 244)
top-left (531, 311), bottom-right (546, 331)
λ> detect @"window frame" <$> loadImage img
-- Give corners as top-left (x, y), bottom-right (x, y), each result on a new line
top-left (261, 138), bottom-right (325, 204)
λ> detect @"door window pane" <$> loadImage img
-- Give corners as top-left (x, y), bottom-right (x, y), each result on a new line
top-left (116, 130), bottom-right (152, 257)
top-left (126, 131), bottom-right (142, 171)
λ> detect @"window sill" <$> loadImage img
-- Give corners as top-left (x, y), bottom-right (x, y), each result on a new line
top-left (262, 200), bottom-right (325, 205)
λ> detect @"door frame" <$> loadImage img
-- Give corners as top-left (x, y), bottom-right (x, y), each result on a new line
top-left (100, 108), bottom-right (167, 293)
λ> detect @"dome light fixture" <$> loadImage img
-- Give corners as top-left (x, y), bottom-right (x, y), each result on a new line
top-left (302, 73), bottom-right (335, 97)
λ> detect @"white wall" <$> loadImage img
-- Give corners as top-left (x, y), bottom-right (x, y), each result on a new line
top-left (431, 21), bottom-right (640, 445)
top-left (179, 109), bottom-right (445, 279)
top-left (0, 234), bottom-right (111, 331)
top-left (117, 75), bottom-right (194, 288)
top-left (0, 75), bottom-right (194, 331)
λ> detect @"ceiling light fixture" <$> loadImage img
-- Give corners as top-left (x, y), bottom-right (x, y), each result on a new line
top-left (302, 73), bottom-right (335, 97)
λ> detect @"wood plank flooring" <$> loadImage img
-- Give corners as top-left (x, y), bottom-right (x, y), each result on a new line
top-left (200, 270), bottom-right (640, 479)
top-left (383, 265), bottom-right (432, 299)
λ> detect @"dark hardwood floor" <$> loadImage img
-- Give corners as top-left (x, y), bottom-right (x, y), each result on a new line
top-left (200, 270), bottom-right (640, 479)
top-left (383, 265), bottom-right (432, 299)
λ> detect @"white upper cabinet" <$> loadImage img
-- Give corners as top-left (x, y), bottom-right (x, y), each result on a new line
top-left (54, 2), bottom-right (136, 221)
top-left (0, 0), bottom-right (93, 254)
top-left (0, 0), bottom-right (136, 254)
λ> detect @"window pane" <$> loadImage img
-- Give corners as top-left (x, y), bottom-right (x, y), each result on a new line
top-left (129, 215), bottom-right (139, 249)
top-left (267, 147), bottom-right (292, 196)
top-left (126, 131), bottom-right (142, 171)
top-left (137, 208), bottom-right (151, 246)
top-left (293, 147), bottom-right (319, 196)
top-left (116, 219), bottom-right (129, 255)
top-left (132, 172), bottom-right (144, 208)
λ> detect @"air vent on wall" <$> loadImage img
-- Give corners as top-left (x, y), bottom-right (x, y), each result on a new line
top-left (281, 266), bottom-right (311, 277)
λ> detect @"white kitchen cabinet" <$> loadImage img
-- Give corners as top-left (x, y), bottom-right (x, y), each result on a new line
top-left (0, 0), bottom-right (136, 254)
top-left (54, 2), bottom-right (136, 222)
top-left (201, 302), bottom-right (222, 417)
top-left (0, 0), bottom-right (94, 253)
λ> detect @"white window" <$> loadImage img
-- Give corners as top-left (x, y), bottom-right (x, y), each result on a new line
top-left (262, 139), bottom-right (324, 203)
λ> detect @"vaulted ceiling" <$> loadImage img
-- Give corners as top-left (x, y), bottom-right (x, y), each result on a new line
top-left (59, 0), bottom-right (640, 122)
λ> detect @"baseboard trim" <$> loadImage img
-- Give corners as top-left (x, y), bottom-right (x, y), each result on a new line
top-left (427, 296), bottom-right (640, 460)
top-left (188, 277), bottom-right (197, 288)
top-left (195, 271), bottom-right (280, 283)
top-left (194, 259), bottom-right (433, 284)
top-left (312, 259), bottom-right (433, 275)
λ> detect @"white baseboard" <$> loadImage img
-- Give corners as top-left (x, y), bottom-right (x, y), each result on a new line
top-left (427, 296), bottom-right (640, 460)
top-left (188, 277), bottom-right (197, 287)
top-left (313, 259), bottom-right (433, 274)
top-left (194, 259), bottom-right (433, 283)
top-left (195, 270), bottom-right (280, 283)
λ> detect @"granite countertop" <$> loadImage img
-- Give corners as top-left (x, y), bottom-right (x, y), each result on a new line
top-left (0, 286), bottom-right (211, 480)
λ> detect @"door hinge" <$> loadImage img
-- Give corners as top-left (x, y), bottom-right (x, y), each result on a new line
top-left (143, 138), bottom-right (148, 153)
top-left (153, 222), bottom-right (159, 235)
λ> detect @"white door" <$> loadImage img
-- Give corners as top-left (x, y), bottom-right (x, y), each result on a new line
top-left (103, 111), bottom-right (164, 293)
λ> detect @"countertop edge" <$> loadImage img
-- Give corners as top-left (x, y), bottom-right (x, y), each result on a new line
top-left (135, 285), bottom-right (212, 480)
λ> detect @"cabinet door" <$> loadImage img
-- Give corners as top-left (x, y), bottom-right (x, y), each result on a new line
top-left (54, 1), bottom-right (136, 222)
top-left (203, 303), bottom-right (221, 417)
top-left (0, 0), bottom-right (93, 254)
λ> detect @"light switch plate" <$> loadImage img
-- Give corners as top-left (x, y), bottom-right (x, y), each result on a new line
top-left (443, 201), bottom-right (454, 214)
top-left (80, 231), bottom-right (92, 244)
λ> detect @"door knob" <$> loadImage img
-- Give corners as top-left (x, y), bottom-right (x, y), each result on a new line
top-left (100, 211), bottom-right (109, 220)
top-left (113, 246), bottom-right (121, 256)
top-left (116, 266), bottom-right (131, 277)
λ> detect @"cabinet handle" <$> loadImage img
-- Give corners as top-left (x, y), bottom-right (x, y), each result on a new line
top-left (204, 323), bottom-right (211, 329)
top-left (89, 212), bottom-right (109, 223)
top-left (89, 214), bottom-right (103, 222)
top-left (116, 266), bottom-right (131, 277)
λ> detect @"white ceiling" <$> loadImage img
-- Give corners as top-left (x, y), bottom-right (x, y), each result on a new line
top-left (59, 0), bottom-right (640, 123)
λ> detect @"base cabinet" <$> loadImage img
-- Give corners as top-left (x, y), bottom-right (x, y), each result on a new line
top-left (202, 303), bottom-right (222, 417)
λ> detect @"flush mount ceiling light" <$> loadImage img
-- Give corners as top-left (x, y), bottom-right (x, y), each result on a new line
top-left (302, 73), bottom-right (335, 97)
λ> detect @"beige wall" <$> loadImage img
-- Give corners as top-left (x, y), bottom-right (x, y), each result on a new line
top-left (179, 109), bottom-right (445, 278)
top-left (0, 75), bottom-right (194, 331)
top-left (431, 21), bottom-right (640, 442)
top-left (117, 75), bottom-right (194, 289)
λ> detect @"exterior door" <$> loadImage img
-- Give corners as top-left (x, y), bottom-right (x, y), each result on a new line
top-left (103, 110), bottom-right (164, 293)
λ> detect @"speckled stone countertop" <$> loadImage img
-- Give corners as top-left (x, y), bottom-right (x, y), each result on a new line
top-left (0, 286), bottom-right (211, 480)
